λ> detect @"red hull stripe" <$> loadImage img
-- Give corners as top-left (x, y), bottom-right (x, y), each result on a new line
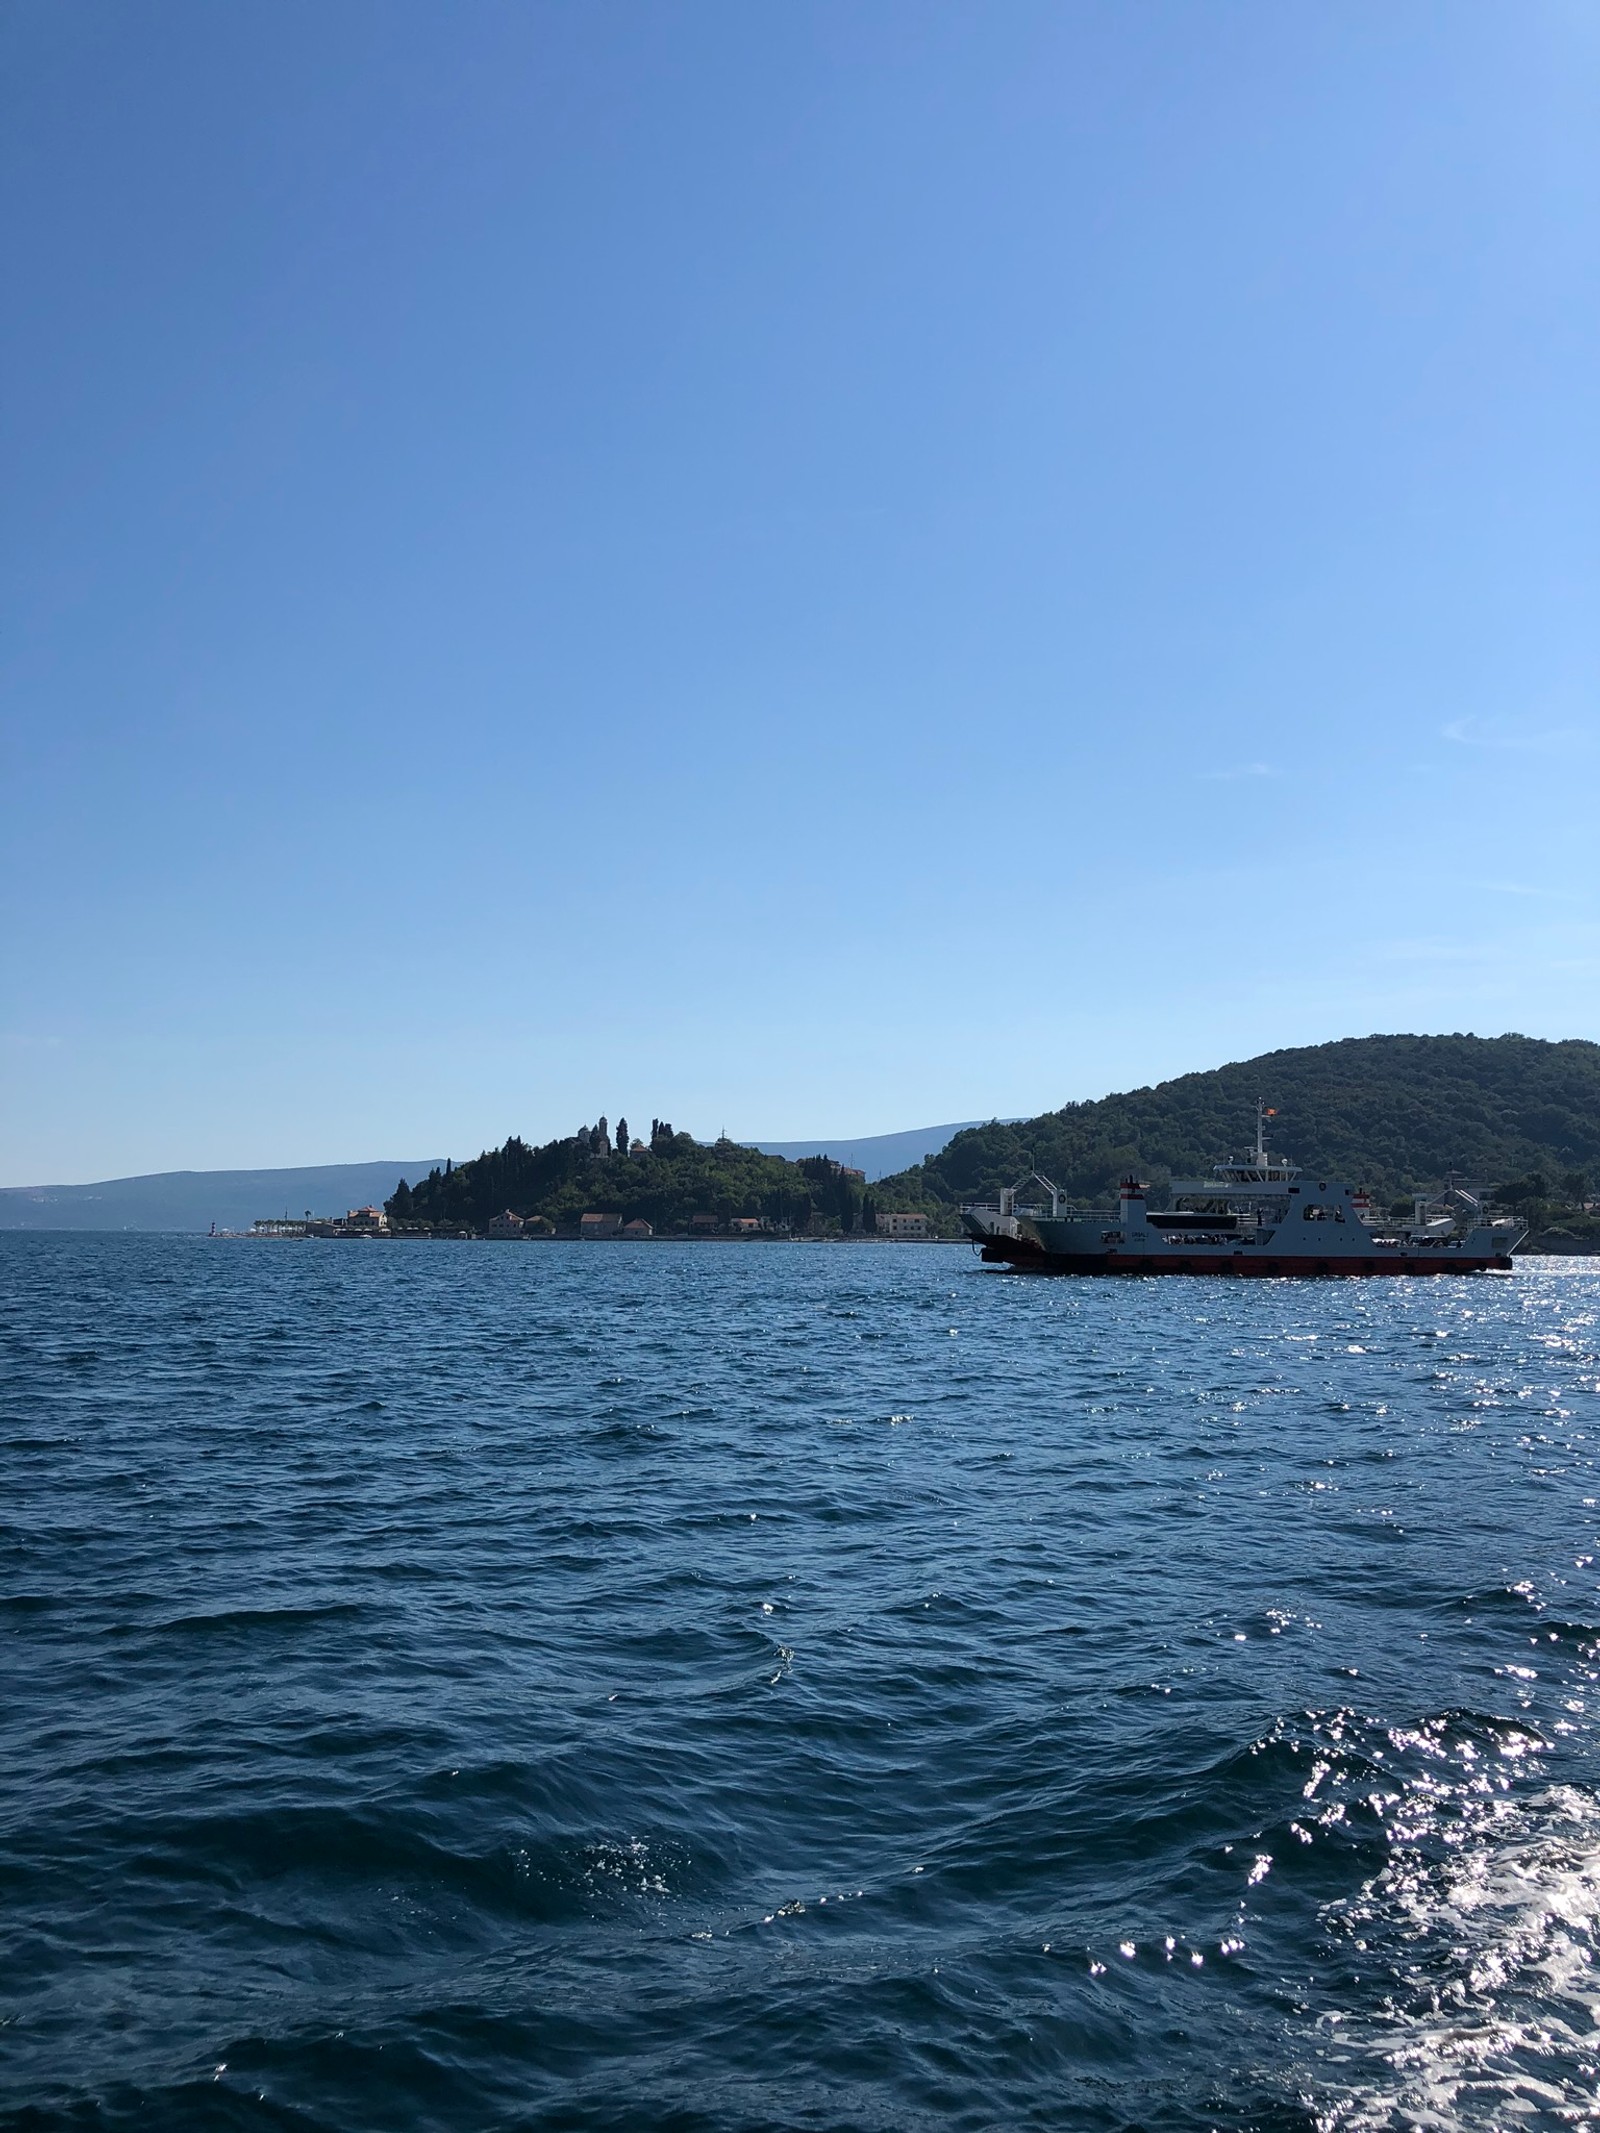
top-left (978, 1244), bottom-right (1513, 1277)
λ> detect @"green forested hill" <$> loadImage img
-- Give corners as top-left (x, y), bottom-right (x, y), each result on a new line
top-left (874, 1035), bottom-right (1600, 1211)
top-left (388, 1121), bottom-right (877, 1235)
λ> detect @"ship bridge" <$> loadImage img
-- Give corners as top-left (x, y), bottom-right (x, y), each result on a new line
top-left (1170, 1102), bottom-right (1301, 1195)
top-left (1169, 1164), bottom-right (1299, 1197)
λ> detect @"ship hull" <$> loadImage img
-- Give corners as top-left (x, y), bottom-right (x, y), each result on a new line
top-left (975, 1237), bottom-right (1514, 1276)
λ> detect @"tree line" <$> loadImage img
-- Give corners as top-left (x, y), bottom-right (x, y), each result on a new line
top-left (387, 1124), bottom-right (920, 1235)
top-left (866, 1034), bottom-right (1600, 1214)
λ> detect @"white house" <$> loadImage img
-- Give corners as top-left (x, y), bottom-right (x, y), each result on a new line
top-left (876, 1211), bottom-right (931, 1239)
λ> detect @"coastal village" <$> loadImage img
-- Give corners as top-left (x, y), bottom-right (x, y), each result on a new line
top-left (248, 1200), bottom-right (935, 1243)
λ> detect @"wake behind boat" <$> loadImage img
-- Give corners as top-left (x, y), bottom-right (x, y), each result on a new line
top-left (962, 1104), bottom-right (1524, 1276)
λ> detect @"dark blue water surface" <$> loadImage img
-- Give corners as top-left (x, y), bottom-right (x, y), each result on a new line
top-left (4, 1236), bottom-right (1600, 2132)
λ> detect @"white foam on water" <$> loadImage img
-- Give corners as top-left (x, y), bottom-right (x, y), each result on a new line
top-left (1316, 1783), bottom-right (1600, 2130)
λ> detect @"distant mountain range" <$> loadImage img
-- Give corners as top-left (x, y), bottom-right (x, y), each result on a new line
top-left (745, 1123), bottom-right (996, 1178)
top-left (0, 1162), bottom-right (445, 1234)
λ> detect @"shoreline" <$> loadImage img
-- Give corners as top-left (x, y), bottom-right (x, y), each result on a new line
top-left (215, 1230), bottom-right (968, 1246)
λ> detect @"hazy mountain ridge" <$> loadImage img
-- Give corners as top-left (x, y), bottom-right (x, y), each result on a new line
top-left (0, 1163), bottom-right (445, 1233)
top-left (745, 1123), bottom-right (995, 1179)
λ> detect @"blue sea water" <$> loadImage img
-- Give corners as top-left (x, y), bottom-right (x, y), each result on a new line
top-left (3, 1235), bottom-right (1600, 2132)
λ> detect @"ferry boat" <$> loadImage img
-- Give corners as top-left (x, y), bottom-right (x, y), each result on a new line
top-left (961, 1105), bottom-right (1523, 1276)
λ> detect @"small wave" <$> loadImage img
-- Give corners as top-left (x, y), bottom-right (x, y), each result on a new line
top-left (1449, 1582), bottom-right (1548, 1618)
top-left (102, 1794), bottom-right (698, 1926)
top-left (153, 1602), bottom-right (370, 1636)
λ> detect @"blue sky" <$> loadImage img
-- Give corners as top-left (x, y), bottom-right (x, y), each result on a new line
top-left (3, 0), bottom-right (1597, 1183)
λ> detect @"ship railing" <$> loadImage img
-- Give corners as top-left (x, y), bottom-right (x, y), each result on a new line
top-left (961, 1200), bottom-right (1114, 1221)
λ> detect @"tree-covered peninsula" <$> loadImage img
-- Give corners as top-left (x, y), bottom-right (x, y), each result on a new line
top-left (388, 1119), bottom-right (897, 1236)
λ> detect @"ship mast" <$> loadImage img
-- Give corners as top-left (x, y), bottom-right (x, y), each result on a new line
top-left (1254, 1099), bottom-right (1267, 1168)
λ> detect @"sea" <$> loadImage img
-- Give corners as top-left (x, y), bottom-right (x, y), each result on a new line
top-left (3, 1233), bottom-right (1600, 2132)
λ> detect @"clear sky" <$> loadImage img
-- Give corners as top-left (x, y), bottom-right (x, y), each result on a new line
top-left (3, 1), bottom-right (1597, 1184)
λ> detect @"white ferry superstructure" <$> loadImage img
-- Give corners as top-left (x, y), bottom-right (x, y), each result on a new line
top-left (960, 1105), bottom-right (1523, 1277)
